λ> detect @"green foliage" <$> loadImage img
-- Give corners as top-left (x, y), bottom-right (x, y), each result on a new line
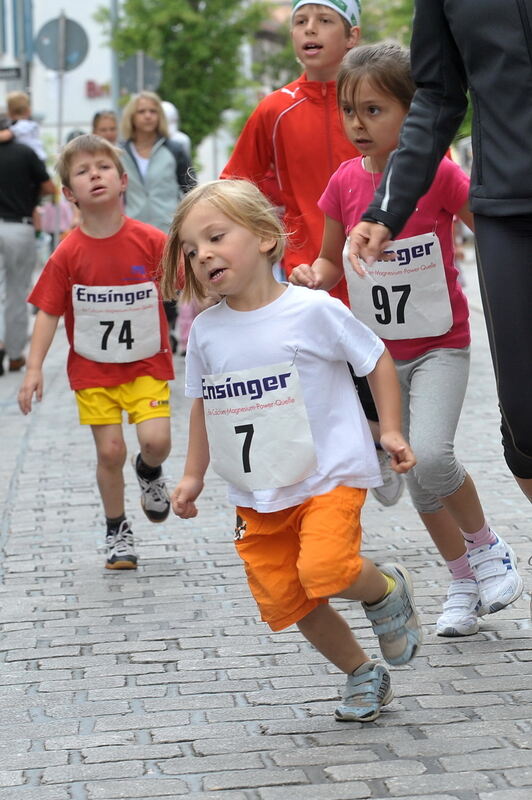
top-left (99, 0), bottom-right (268, 149)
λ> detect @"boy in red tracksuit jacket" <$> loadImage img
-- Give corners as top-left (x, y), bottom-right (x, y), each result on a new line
top-left (221, 1), bottom-right (361, 306)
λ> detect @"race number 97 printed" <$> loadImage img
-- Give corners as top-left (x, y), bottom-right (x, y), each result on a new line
top-left (72, 282), bottom-right (162, 363)
top-left (202, 362), bottom-right (317, 492)
top-left (343, 232), bottom-right (453, 340)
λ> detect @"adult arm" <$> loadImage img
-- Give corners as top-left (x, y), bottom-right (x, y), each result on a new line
top-left (353, 0), bottom-right (469, 263)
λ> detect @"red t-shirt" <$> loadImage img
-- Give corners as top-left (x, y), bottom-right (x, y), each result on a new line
top-left (319, 156), bottom-right (470, 360)
top-left (29, 217), bottom-right (175, 390)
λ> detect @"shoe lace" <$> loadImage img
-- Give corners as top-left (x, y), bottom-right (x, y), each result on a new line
top-left (112, 520), bottom-right (134, 554)
top-left (139, 474), bottom-right (168, 503)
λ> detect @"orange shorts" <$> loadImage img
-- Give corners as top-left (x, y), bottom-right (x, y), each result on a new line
top-left (234, 485), bottom-right (366, 631)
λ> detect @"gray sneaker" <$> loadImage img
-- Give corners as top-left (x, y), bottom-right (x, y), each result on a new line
top-left (362, 563), bottom-right (422, 666)
top-left (335, 661), bottom-right (393, 722)
top-left (370, 448), bottom-right (405, 507)
top-left (105, 520), bottom-right (138, 570)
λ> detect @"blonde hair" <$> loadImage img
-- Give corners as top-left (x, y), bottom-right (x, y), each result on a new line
top-left (161, 180), bottom-right (286, 303)
top-left (120, 91), bottom-right (169, 141)
top-left (7, 91), bottom-right (30, 117)
top-left (56, 133), bottom-right (125, 189)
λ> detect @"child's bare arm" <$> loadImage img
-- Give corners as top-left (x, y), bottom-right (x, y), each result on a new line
top-left (366, 349), bottom-right (416, 473)
top-left (171, 398), bottom-right (210, 518)
top-left (18, 310), bottom-right (60, 414)
top-left (290, 216), bottom-right (345, 290)
top-left (0, 129), bottom-right (14, 143)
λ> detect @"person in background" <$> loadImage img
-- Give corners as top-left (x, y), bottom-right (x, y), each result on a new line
top-left (92, 110), bottom-right (119, 145)
top-left (161, 101), bottom-right (191, 158)
top-left (120, 91), bottom-right (196, 353)
top-left (0, 114), bottom-right (54, 375)
top-left (0, 91), bottom-right (46, 161)
top-left (18, 134), bottom-right (174, 570)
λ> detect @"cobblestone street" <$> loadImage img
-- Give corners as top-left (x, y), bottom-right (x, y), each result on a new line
top-left (1, 255), bottom-right (531, 800)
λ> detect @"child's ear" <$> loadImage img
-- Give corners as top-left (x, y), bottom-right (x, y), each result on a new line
top-left (259, 236), bottom-right (277, 255)
top-left (62, 185), bottom-right (75, 203)
top-left (347, 26), bottom-right (360, 50)
top-left (120, 171), bottom-right (128, 193)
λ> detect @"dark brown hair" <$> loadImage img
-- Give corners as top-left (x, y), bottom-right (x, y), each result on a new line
top-left (337, 42), bottom-right (416, 112)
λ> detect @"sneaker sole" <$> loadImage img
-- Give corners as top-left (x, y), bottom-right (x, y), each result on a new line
top-left (105, 559), bottom-right (138, 570)
top-left (335, 686), bottom-right (394, 723)
top-left (140, 496), bottom-right (170, 523)
top-left (436, 621), bottom-right (479, 637)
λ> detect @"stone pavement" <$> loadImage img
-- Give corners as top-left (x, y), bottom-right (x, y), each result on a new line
top-left (0, 254), bottom-right (531, 800)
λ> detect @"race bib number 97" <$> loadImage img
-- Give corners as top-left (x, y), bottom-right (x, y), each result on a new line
top-left (203, 362), bottom-right (317, 492)
top-left (72, 282), bottom-right (161, 363)
top-left (344, 232), bottom-right (453, 340)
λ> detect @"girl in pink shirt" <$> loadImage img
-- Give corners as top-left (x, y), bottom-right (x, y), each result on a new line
top-left (291, 43), bottom-right (523, 638)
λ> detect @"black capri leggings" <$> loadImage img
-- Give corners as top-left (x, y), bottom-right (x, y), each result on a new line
top-left (474, 213), bottom-right (532, 478)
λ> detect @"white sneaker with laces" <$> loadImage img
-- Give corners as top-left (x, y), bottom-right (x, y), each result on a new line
top-left (436, 579), bottom-right (481, 636)
top-left (467, 534), bottom-right (523, 613)
top-left (370, 448), bottom-right (405, 507)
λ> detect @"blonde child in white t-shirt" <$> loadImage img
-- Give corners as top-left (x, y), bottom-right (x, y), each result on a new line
top-left (161, 178), bottom-right (422, 723)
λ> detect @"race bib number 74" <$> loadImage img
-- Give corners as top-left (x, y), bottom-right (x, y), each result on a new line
top-left (72, 282), bottom-right (161, 363)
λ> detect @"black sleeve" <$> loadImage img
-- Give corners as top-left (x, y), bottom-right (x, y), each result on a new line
top-left (29, 148), bottom-right (51, 185)
top-left (165, 139), bottom-right (197, 194)
top-left (362, 0), bottom-right (469, 237)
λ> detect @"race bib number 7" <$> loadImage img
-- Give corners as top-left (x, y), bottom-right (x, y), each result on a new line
top-left (203, 362), bottom-right (317, 492)
top-left (72, 282), bottom-right (161, 363)
top-left (344, 232), bottom-right (453, 339)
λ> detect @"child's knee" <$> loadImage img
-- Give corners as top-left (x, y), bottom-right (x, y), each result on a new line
top-left (96, 437), bottom-right (127, 469)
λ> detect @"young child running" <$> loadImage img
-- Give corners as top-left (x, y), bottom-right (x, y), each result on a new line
top-left (291, 43), bottom-right (524, 635)
top-left (161, 178), bottom-right (422, 722)
top-left (18, 134), bottom-right (174, 571)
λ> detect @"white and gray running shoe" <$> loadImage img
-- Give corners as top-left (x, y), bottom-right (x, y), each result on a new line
top-left (436, 578), bottom-right (481, 636)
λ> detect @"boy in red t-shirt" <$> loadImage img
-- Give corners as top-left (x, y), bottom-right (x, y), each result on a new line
top-left (18, 134), bottom-right (175, 570)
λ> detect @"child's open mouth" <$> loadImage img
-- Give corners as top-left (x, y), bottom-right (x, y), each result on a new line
top-left (209, 267), bottom-right (227, 282)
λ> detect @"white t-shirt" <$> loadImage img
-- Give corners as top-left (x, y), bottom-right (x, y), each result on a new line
top-left (185, 284), bottom-right (384, 512)
top-left (129, 143), bottom-right (150, 178)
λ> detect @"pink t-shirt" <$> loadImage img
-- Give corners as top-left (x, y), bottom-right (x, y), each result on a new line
top-left (319, 156), bottom-right (470, 360)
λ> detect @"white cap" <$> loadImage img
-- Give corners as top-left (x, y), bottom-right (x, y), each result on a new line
top-left (291, 0), bottom-right (361, 27)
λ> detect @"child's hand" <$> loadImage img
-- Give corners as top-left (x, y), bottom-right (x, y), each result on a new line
top-left (18, 369), bottom-right (43, 415)
top-left (289, 263), bottom-right (323, 290)
top-left (171, 476), bottom-right (204, 518)
top-left (379, 432), bottom-right (416, 474)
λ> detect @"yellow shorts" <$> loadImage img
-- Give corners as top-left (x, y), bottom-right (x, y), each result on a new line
top-left (75, 376), bottom-right (171, 426)
top-left (234, 485), bottom-right (366, 631)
